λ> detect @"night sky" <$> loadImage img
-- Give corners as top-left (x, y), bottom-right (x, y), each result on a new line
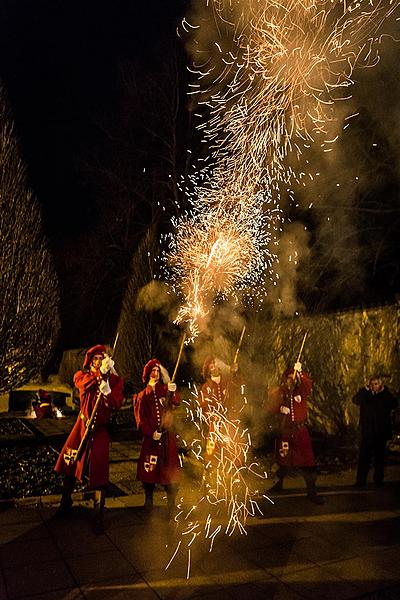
top-left (1, 1), bottom-right (400, 363)
top-left (0, 0), bottom-right (186, 236)
top-left (0, 0), bottom-right (189, 358)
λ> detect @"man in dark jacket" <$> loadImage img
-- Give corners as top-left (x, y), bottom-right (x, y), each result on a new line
top-left (352, 375), bottom-right (398, 487)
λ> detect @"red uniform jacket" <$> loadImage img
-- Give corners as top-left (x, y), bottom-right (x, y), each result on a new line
top-left (54, 370), bottom-right (124, 489)
top-left (200, 373), bottom-right (245, 417)
top-left (134, 382), bottom-right (181, 485)
top-left (268, 372), bottom-right (315, 467)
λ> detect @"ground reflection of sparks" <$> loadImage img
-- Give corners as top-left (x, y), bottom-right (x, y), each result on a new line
top-left (166, 393), bottom-right (271, 578)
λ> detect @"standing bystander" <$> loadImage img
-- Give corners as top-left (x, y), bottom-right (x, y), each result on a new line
top-left (352, 375), bottom-right (398, 488)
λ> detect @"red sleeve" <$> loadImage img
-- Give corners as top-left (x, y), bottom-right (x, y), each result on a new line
top-left (169, 389), bottom-right (181, 407)
top-left (134, 390), bottom-right (143, 430)
top-left (135, 388), bottom-right (155, 438)
top-left (199, 383), bottom-right (212, 413)
top-left (298, 372), bottom-right (312, 398)
top-left (108, 374), bottom-right (124, 410)
top-left (73, 370), bottom-right (97, 394)
top-left (160, 383), bottom-right (181, 407)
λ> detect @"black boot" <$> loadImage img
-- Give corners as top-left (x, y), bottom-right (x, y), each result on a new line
top-left (307, 491), bottom-right (325, 505)
top-left (92, 489), bottom-right (106, 535)
top-left (269, 466), bottom-right (286, 493)
top-left (143, 483), bottom-right (154, 512)
top-left (55, 475), bottom-right (74, 517)
top-left (269, 479), bottom-right (283, 493)
top-left (304, 469), bottom-right (325, 505)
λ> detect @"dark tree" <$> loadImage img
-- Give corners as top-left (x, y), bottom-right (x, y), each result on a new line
top-left (115, 226), bottom-right (164, 389)
top-left (54, 30), bottom-right (192, 350)
top-left (0, 85), bottom-right (60, 392)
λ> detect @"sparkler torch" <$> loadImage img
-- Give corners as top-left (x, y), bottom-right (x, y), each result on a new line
top-left (294, 332), bottom-right (308, 375)
top-left (160, 331), bottom-right (187, 430)
top-left (171, 331), bottom-right (187, 384)
top-left (71, 332), bottom-right (120, 464)
top-left (233, 325), bottom-right (246, 365)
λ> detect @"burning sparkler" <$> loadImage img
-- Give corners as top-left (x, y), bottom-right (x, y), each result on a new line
top-left (166, 389), bottom-right (271, 578)
top-left (160, 0), bottom-right (400, 578)
top-left (163, 188), bottom-right (281, 339)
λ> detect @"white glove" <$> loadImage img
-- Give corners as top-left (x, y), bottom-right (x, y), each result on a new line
top-left (280, 406), bottom-right (290, 415)
top-left (152, 430), bottom-right (162, 441)
top-left (100, 355), bottom-right (114, 374)
top-left (100, 379), bottom-right (111, 396)
top-left (168, 382), bottom-right (177, 392)
top-left (294, 361), bottom-right (302, 373)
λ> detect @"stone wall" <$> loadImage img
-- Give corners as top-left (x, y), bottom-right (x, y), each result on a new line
top-left (247, 303), bottom-right (400, 434)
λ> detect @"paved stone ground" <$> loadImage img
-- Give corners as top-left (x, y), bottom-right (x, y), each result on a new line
top-left (1, 438), bottom-right (400, 599)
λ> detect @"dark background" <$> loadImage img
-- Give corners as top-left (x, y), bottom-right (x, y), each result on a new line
top-left (0, 0), bottom-right (190, 360)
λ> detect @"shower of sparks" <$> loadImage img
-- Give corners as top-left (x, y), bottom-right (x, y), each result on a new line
top-left (158, 1), bottom-right (400, 573)
top-left (162, 190), bottom-right (281, 339)
top-left (158, 0), bottom-right (400, 577)
top-left (166, 393), bottom-right (270, 577)
top-left (161, 0), bottom-right (400, 338)
top-left (184, 0), bottom-right (400, 188)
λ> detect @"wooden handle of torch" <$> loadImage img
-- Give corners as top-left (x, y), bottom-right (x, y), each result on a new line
top-left (233, 325), bottom-right (246, 365)
top-left (171, 332), bottom-right (187, 384)
top-left (294, 332), bottom-right (308, 373)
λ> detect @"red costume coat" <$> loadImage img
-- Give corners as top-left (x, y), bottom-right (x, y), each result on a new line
top-left (54, 370), bottom-right (124, 489)
top-left (200, 374), bottom-right (245, 417)
top-left (268, 372), bottom-right (315, 467)
top-left (134, 382), bottom-right (181, 485)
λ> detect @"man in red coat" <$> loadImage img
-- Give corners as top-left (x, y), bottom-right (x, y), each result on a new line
top-left (267, 362), bottom-right (324, 504)
top-left (134, 358), bottom-right (181, 519)
top-left (199, 355), bottom-right (246, 471)
top-left (54, 344), bottom-right (124, 531)
top-left (33, 389), bottom-right (56, 419)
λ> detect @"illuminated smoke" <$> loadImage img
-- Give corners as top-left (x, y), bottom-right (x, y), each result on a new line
top-left (163, 0), bottom-right (400, 335)
top-left (159, 0), bottom-right (400, 575)
top-left (162, 191), bottom-right (281, 339)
